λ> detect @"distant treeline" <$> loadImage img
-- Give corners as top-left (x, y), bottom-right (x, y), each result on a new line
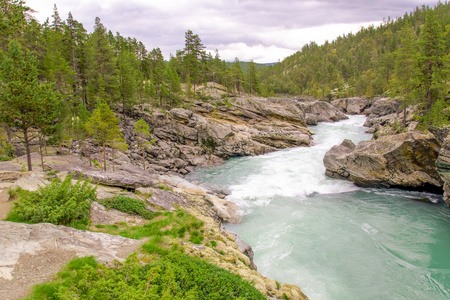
top-left (0, 1), bottom-right (260, 113)
top-left (258, 2), bottom-right (449, 108)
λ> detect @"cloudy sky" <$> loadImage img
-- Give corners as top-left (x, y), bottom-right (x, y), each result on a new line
top-left (25, 0), bottom-right (439, 63)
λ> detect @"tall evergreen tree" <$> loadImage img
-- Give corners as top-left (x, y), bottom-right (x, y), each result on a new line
top-left (418, 10), bottom-right (446, 109)
top-left (246, 60), bottom-right (259, 95)
top-left (390, 21), bottom-right (419, 127)
top-left (85, 102), bottom-right (124, 171)
top-left (0, 40), bottom-right (62, 171)
top-left (182, 30), bottom-right (205, 96)
top-left (85, 17), bottom-right (117, 107)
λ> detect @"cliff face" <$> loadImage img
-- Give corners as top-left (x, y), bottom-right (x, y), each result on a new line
top-left (72, 93), bottom-right (347, 176)
top-left (436, 134), bottom-right (450, 206)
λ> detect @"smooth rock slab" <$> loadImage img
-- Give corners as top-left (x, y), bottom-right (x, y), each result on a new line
top-left (0, 221), bottom-right (144, 300)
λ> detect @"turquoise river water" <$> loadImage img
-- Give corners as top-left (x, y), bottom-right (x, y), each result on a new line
top-left (187, 115), bottom-right (450, 300)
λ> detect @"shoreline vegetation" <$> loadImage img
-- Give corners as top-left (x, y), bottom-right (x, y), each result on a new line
top-left (0, 1), bottom-right (448, 299)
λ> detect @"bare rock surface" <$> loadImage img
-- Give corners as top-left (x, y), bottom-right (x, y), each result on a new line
top-left (436, 135), bottom-right (450, 206)
top-left (332, 97), bottom-right (371, 115)
top-left (0, 221), bottom-right (145, 300)
top-left (324, 131), bottom-right (443, 192)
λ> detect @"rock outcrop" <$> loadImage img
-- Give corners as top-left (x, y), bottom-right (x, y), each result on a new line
top-left (67, 92), bottom-right (352, 175)
top-left (0, 221), bottom-right (145, 300)
top-left (298, 99), bottom-right (348, 124)
top-left (436, 135), bottom-right (450, 206)
top-left (324, 131), bottom-right (443, 192)
top-left (332, 97), bottom-right (371, 115)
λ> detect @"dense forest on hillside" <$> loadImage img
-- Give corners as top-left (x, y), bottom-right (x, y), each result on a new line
top-left (259, 2), bottom-right (449, 106)
top-left (0, 0), bottom-right (260, 166)
top-left (0, 0), bottom-right (449, 168)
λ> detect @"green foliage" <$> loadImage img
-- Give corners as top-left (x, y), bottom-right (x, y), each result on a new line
top-left (97, 195), bottom-right (154, 220)
top-left (25, 252), bottom-right (265, 300)
top-left (85, 102), bottom-right (125, 171)
top-left (8, 175), bottom-right (96, 226)
top-left (134, 119), bottom-right (150, 137)
top-left (0, 139), bottom-right (15, 161)
top-left (0, 40), bottom-right (62, 171)
top-left (421, 98), bottom-right (450, 127)
top-left (258, 2), bottom-right (449, 103)
top-left (97, 209), bottom-right (204, 242)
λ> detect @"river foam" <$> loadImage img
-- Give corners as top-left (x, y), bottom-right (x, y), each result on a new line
top-left (189, 115), bottom-right (450, 300)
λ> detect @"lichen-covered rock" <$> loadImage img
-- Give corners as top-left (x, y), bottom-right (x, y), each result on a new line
top-left (324, 131), bottom-right (443, 192)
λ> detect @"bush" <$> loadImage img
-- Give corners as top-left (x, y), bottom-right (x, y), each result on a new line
top-left (25, 252), bottom-right (266, 300)
top-left (97, 195), bottom-right (154, 219)
top-left (9, 175), bottom-right (96, 226)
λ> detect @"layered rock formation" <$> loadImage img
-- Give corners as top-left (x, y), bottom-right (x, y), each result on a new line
top-left (68, 93), bottom-right (350, 175)
top-left (436, 135), bottom-right (450, 205)
top-left (324, 131), bottom-right (443, 192)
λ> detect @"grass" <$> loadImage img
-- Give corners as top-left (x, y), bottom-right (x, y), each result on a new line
top-left (94, 209), bottom-right (205, 243)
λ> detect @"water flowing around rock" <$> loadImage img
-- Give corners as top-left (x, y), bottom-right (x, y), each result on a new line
top-left (188, 115), bottom-right (450, 300)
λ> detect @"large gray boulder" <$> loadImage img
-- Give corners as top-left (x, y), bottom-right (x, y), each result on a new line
top-left (299, 100), bottom-right (348, 122)
top-left (324, 131), bottom-right (443, 192)
top-left (332, 97), bottom-right (370, 115)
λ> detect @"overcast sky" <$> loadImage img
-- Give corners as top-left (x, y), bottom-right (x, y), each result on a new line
top-left (25, 0), bottom-right (439, 63)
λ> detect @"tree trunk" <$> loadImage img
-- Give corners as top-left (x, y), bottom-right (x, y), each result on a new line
top-left (23, 129), bottom-right (32, 171)
top-left (103, 143), bottom-right (106, 171)
top-left (142, 146), bottom-right (146, 170)
top-left (39, 135), bottom-right (45, 171)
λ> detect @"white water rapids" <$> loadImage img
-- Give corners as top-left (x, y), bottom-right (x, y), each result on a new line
top-left (187, 115), bottom-right (450, 300)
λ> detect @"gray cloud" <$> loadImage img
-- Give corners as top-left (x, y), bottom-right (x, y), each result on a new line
top-left (26, 0), bottom-right (439, 62)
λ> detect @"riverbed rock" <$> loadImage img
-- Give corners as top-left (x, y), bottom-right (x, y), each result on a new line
top-left (0, 221), bottom-right (145, 300)
top-left (324, 131), bottom-right (443, 192)
top-left (299, 99), bottom-right (348, 122)
top-left (332, 97), bottom-right (370, 115)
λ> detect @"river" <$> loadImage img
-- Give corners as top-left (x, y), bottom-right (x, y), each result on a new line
top-left (187, 115), bottom-right (450, 300)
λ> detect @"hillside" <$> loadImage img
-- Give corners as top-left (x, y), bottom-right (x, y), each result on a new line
top-left (258, 2), bottom-right (449, 104)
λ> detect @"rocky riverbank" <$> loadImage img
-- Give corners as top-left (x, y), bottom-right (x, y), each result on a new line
top-left (2, 88), bottom-right (353, 300)
top-left (0, 152), bottom-right (308, 300)
top-left (326, 96), bottom-right (449, 200)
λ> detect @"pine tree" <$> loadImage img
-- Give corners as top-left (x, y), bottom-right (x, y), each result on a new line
top-left (390, 21), bottom-right (419, 127)
top-left (182, 30), bottom-right (205, 96)
top-left (85, 102), bottom-right (124, 171)
top-left (63, 12), bottom-right (88, 104)
top-left (134, 119), bottom-right (151, 170)
top-left (230, 58), bottom-right (245, 94)
top-left (148, 47), bottom-right (165, 102)
top-left (117, 50), bottom-right (139, 112)
top-left (85, 17), bottom-right (118, 108)
top-left (418, 10), bottom-right (446, 109)
top-left (246, 60), bottom-right (259, 95)
top-left (0, 40), bottom-right (62, 171)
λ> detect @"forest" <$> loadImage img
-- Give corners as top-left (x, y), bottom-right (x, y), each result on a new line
top-left (258, 2), bottom-right (449, 113)
top-left (0, 0), bottom-right (259, 168)
top-left (0, 0), bottom-right (449, 169)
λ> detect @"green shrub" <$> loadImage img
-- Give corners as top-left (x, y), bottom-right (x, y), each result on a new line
top-left (97, 195), bottom-right (154, 219)
top-left (8, 175), bottom-right (96, 226)
top-left (25, 252), bottom-right (266, 300)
